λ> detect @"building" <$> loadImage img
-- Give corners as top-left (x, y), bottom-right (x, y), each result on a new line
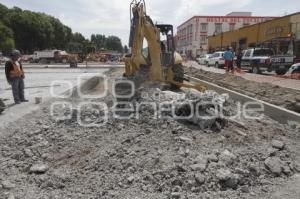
top-left (176, 12), bottom-right (276, 58)
top-left (208, 12), bottom-right (300, 61)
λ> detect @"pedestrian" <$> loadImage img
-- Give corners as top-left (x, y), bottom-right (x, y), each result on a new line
top-left (223, 47), bottom-right (234, 73)
top-left (5, 50), bottom-right (28, 104)
top-left (236, 48), bottom-right (243, 73)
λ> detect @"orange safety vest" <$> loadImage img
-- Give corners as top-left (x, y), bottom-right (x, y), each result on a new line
top-left (10, 63), bottom-right (24, 77)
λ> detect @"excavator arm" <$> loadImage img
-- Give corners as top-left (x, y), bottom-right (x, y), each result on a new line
top-left (124, 0), bottom-right (206, 92)
top-left (126, 1), bottom-right (163, 81)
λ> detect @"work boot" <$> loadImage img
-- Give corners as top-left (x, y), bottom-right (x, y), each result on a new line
top-left (15, 101), bottom-right (21, 104)
top-left (21, 99), bottom-right (29, 102)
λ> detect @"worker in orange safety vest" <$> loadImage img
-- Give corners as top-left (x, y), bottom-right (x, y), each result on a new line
top-left (5, 50), bottom-right (28, 104)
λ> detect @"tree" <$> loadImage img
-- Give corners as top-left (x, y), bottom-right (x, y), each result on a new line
top-left (0, 22), bottom-right (15, 55)
top-left (91, 34), bottom-right (106, 50)
top-left (0, 4), bottom-right (73, 53)
top-left (0, 3), bottom-right (8, 19)
top-left (0, 3), bottom-right (125, 55)
top-left (49, 17), bottom-right (72, 49)
top-left (105, 36), bottom-right (123, 52)
top-left (67, 32), bottom-right (94, 57)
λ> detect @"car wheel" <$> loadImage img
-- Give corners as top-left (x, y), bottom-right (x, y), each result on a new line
top-left (205, 61), bottom-right (209, 67)
top-left (252, 65), bottom-right (260, 74)
top-left (291, 71), bottom-right (300, 80)
top-left (215, 62), bottom-right (219, 68)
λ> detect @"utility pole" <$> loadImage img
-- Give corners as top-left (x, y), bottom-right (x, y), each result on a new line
top-left (221, 32), bottom-right (224, 50)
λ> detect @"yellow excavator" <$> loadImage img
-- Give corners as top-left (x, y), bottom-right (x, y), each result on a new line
top-left (123, 0), bottom-right (205, 92)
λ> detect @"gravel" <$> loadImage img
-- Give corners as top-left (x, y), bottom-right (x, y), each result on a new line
top-left (0, 70), bottom-right (299, 198)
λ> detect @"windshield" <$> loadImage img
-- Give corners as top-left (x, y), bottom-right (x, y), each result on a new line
top-left (253, 49), bottom-right (274, 56)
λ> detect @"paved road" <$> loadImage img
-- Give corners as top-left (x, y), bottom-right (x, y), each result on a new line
top-left (185, 61), bottom-right (300, 91)
top-left (21, 62), bottom-right (124, 69)
top-left (0, 67), bottom-right (110, 127)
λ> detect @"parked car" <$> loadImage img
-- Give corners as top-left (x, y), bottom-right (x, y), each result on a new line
top-left (196, 54), bottom-right (212, 65)
top-left (240, 48), bottom-right (294, 75)
top-left (207, 51), bottom-right (225, 68)
top-left (286, 63), bottom-right (300, 79)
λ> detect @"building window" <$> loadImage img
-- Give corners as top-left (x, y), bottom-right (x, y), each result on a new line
top-left (229, 23), bottom-right (235, 31)
top-left (215, 23), bottom-right (222, 33)
top-left (200, 23), bottom-right (207, 32)
top-left (200, 36), bottom-right (207, 44)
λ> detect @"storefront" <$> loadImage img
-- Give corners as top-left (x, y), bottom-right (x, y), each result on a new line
top-left (208, 12), bottom-right (300, 61)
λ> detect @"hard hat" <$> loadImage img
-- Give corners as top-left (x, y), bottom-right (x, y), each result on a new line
top-left (11, 49), bottom-right (21, 57)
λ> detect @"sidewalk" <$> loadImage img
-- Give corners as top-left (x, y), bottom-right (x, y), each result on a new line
top-left (185, 61), bottom-right (300, 91)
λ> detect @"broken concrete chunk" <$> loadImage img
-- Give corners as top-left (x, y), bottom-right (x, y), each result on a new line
top-left (127, 176), bottom-right (135, 183)
top-left (219, 150), bottom-right (237, 165)
top-left (272, 140), bottom-right (285, 150)
top-left (223, 174), bottom-right (239, 189)
top-left (30, 164), bottom-right (49, 174)
top-left (264, 157), bottom-right (283, 176)
top-left (216, 169), bottom-right (232, 181)
top-left (195, 173), bottom-right (205, 185)
top-left (208, 154), bottom-right (219, 162)
top-left (178, 136), bottom-right (193, 143)
top-left (267, 147), bottom-right (278, 157)
top-left (190, 163), bottom-right (207, 172)
top-left (216, 169), bottom-right (240, 189)
top-left (170, 192), bottom-right (181, 199)
top-left (282, 166), bottom-right (292, 175)
top-left (1, 180), bottom-right (16, 189)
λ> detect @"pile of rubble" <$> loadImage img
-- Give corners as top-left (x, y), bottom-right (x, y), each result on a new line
top-left (0, 78), bottom-right (299, 199)
top-left (184, 65), bottom-right (300, 113)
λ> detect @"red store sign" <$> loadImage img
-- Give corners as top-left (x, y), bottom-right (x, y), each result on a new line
top-left (206, 17), bottom-right (264, 23)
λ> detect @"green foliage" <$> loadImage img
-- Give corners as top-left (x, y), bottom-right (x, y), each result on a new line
top-left (1, 37), bottom-right (15, 55)
top-left (91, 34), bottom-right (106, 50)
top-left (0, 3), bottom-right (8, 19)
top-left (0, 3), bottom-right (123, 55)
top-left (0, 21), bottom-right (15, 55)
top-left (91, 34), bottom-right (123, 53)
top-left (0, 4), bottom-right (72, 54)
top-left (105, 36), bottom-right (123, 52)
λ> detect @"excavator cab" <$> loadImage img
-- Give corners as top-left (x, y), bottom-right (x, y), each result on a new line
top-left (156, 24), bottom-right (175, 67)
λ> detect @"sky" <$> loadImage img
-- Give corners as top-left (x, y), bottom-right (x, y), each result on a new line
top-left (1, 0), bottom-right (300, 46)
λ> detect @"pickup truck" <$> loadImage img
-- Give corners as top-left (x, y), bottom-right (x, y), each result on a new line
top-left (240, 48), bottom-right (294, 75)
